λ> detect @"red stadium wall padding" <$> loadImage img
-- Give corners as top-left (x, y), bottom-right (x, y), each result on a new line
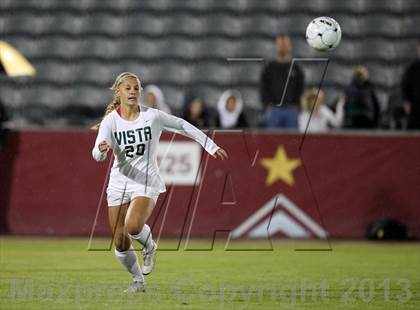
top-left (1, 130), bottom-right (419, 239)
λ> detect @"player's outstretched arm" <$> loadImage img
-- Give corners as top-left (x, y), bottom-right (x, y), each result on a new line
top-left (158, 109), bottom-right (226, 158)
top-left (212, 148), bottom-right (228, 160)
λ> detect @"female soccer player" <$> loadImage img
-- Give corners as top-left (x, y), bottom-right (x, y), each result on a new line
top-left (92, 72), bottom-right (228, 293)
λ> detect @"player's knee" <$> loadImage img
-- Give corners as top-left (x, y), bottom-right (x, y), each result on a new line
top-left (127, 226), bottom-right (142, 236)
top-left (114, 234), bottom-right (130, 252)
top-left (125, 219), bottom-right (143, 236)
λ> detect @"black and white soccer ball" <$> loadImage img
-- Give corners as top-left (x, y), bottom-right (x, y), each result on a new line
top-left (306, 16), bottom-right (342, 52)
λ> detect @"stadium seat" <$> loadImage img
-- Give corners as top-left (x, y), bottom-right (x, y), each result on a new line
top-left (236, 38), bottom-right (273, 59)
top-left (21, 103), bottom-right (55, 125)
top-left (399, 0), bottom-right (420, 11)
top-left (36, 62), bottom-right (79, 85)
top-left (229, 62), bottom-right (262, 85)
top-left (126, 14), bottom-right (169, 37)
top-left (35, 0), bottom-right (98, 11)
top-left (165, 14), bottom-right (205, 37)
top-left (160, 38), bottom-right (200, 60)
top-left (156, 63), bottom-right (191, 85)
top-left (291, 38), bottom-right (320, 58)
top-left (400, 14), bottom-right (420, 37)
top-left (119, 38), bottom-right (164, 60)
top-left (87, 0), bottom-right (140, 11)
top-left (0, 82), bottom-right (35, 108)
top-left (322, 63), bottom-right (353, 88)
top-left (56, 0), bottom-right (142, 12)
top-left (329, 40), bottom-right (358, 63)
top-left (397, 39), bottom-right (420, 61)
top-left (80, 37), bottom-right (122, 59)
top-left (368, 65), bottom-right (403, 89)
top-left (119, 62), bottom-right (162, 84)
top-left (207, 0), bottom-right (251, 12)
top-left (244, 0), bottom-right (293, 13)
top-left (49, 13), bottom-right (89, 35)
top-left (157, 86), bottom-right (185, 111)
top-left (325, 0), bottom-right (365, 13)
top-left (1, 13), bottom-right (53, 35)
top-left (56, 105), bottom-right (99, 126)
top-left (356, 39), bottom-right (397, 62)
top-left (332, 15), bottom-right (361, 37)
top-left (359, 15), bottom-right (401, 37)
top-left (186, 85), bottom-right (221, 108)
top-left (1, 0), bottom-right (418, 127)
top-left (196, 38), bottom-right (239, 60)
top-left (45, 38), bottom-right (85, 59)
top-left (202, 14), bottom-right (244, 37)
top-left (281, 15), bottom-right (309, 36)
top-left (362, 0), bottom-right (404, 12)
top-left (298, 60), bottom-right (332, 87)
top-left (28, 85), bottom-right (69, 108)
top-left (287, 0), bottom-right (333, 14)
top-left (0, 15), bottom-right (20, 35)
top-left (242, 15), bottom-right (281, 38)
top-left (71, 85), bottom-right (111, 108)
top-left (137, 0), bottom-right (174, 11)
top-left (172, 0), bottom-right (217, 12)
top-left (190, 63), bottom-right (231, 86)
top-left (0, 0), bottom-right (19, 10)
top-left (322, 86), bottom-right (345, 107)
top-left (2, 37), bottom-right (45, 60)
top-left (236, 87), bottom-right (261, 110)
top-left (76, 62), bottom-right (119, 85)
top-left (86, 14), bottom-right (128, 36)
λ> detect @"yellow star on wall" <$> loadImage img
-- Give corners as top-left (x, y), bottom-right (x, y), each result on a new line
top-left (260, 146), bottom-right (301, 187)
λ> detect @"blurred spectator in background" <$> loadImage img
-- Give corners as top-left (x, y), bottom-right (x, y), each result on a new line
top-left (344, 66), bottom-right (380, 129)
top-left (386, 89), bottom-right (407, 130)
top-left (0, 98), bottom-right (9, 149)
top-left (260, 33), bottom-right (305, 129)
top-left (143, 85), bottom-right (172, 114)
top-left (298, 88), bottom-right (345, 133)
top-left (401, 40), bottom-right (420, 130)
top-left (216, 90), bottom-right (248, 129)
top-left (182, 91), bottom-right (211, 128)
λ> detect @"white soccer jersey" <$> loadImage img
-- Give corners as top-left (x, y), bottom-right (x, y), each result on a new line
top-left (92, 105), bottom-right (219, 194)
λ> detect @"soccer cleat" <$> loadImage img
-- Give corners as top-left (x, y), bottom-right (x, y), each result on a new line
top-left (123, 280), bottom-right (146, 293)
top-left (142, 241), bottom-right (157, 275)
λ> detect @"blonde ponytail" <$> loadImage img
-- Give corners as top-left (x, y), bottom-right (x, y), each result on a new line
top-left (91, 72), bottom-right (141, 130)
top-left (90, 97), bottom-right (120, 130)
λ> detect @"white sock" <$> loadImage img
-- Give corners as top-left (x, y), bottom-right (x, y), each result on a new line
top-left (130, 224), bottom-right (154, 252)
top-left (114, 246), bottom-right (144, 282)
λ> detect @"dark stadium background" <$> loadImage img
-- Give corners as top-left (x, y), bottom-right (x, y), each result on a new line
top-left (0, 1), bottom-right (419, 309)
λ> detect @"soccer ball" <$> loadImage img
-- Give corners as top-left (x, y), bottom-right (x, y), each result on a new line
top-left (306, 16), bottom-right (342, 52)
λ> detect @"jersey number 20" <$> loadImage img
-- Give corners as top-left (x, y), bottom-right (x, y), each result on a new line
top-left (124, 144), bottom-right (145, 158)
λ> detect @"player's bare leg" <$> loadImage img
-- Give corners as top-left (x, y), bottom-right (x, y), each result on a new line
top-left (125, 196), bottom-right (158, 275)
top-left (109, 203), bottom-right (145, 292)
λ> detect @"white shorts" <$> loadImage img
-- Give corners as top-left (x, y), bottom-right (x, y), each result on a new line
top-left (107, 188), bottom-right (160, 207)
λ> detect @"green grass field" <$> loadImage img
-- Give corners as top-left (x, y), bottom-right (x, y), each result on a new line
top-left (0, 238), bottom-right (419, 310)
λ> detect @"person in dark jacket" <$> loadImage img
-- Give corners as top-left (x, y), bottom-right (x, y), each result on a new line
top-left (401, 40), bottom-right (420, 130)
top-left (344, 66), bottom-right (380, 129)
top-left (260, 33), bottom-right (305, 129)
top-left (182, 91), bottom-right (211, 129)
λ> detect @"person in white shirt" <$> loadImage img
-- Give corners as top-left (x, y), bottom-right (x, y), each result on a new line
top-left (92, 72), bottom-right (228, 293)
top-left (216, 89), bottom-right (248, 129)
top-left (298, 88), bottom-right (345, 133)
